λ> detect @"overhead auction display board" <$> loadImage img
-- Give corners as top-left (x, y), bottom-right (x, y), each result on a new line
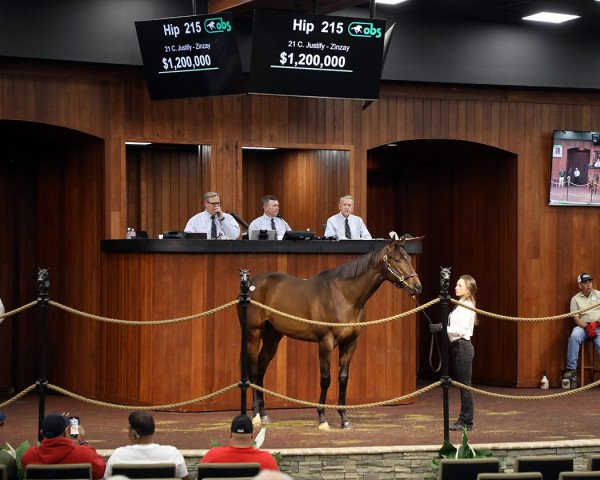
top-left (135, 13), bottom-right (244, 100)
top-left (249, 10), bottom-right (386, 100)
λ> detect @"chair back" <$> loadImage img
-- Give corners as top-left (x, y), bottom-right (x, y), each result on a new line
top-left (478, 473), bottom-right (543, 480)
top-left (589, 456), bottom-right (600, 471)
top-left (515, 456), bottom-right (574, 480)
top-left (25, 463), bottom-right (92, 480)
top-left (560, 473), bottom-right (600, 480)
top-left (196, 463), bottom-right (261, 480)
top-left (111, 463), bottom-right (176, 479)
top-left (438, 458), bottom-right (500, 480)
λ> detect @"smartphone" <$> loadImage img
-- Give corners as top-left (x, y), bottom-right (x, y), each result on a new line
top-left (69, 416), bottom-right (80, 438)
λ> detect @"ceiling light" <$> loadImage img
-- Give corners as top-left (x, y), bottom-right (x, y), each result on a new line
top-left (522, 12), bottom-right (580, 24)
top-left (125, 141), bottom-right (151, 145)
top-left (376, 0), bottom-right (410, 4)
top-left (242, 146), bottom-right (277, 150)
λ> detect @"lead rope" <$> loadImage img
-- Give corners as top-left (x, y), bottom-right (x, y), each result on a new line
top-left (413, 296), bottom-right (442, 373)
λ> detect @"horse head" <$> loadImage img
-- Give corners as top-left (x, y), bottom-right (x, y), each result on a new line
top-left (381, 239), bottom-right (422, 296)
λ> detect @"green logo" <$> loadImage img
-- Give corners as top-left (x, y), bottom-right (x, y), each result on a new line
top-left (204, 17), bottom-right (231, 33)
top-left (348, 22), bottom-right (382, 38)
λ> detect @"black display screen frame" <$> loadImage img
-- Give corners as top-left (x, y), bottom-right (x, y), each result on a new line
top-left (249, 10), bottom-right (385, 100)
top-left (135, 12), bottom-right (245, 100)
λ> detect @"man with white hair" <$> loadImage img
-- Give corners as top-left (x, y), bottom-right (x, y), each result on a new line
top-left (324, 195), bottom-right (372, 240)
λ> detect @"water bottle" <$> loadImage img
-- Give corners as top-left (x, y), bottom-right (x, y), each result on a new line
top-left (540, 371), bottom-right (549, 389)
top-left (131, 228), bottom-right (137, 239)
top-left (126, 227), bottom-right (132, 239)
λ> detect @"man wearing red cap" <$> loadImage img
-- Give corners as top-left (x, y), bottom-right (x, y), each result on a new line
top-left (21, 413), bottom-right (106, 480)
top-left (563, 273), bottom-right (600, 380)
top-left (200, 415), bottom-right (278, 471)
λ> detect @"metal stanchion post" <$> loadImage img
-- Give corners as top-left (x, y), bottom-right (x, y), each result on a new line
top-left (439, 267), bottom-right (451, 443)
top-left (239, 268), bottom-right (251, 415)
top-left (36, 268), bottom-right (50, 442)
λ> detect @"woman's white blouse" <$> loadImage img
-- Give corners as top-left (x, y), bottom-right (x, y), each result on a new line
top-left (447, 299), bottom-right (475, 343)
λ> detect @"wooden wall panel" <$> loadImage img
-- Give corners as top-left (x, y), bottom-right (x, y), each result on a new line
top-left (3, 58), bottom-right (600, 395)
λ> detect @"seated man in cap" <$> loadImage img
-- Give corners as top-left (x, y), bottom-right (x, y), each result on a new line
top-left (21, 413), bottom-right (106, 480)
top-left (104, 411), bottom-right (188, 480)
top-left (200, 415), bottom-right (278, 471)
top-left (0, 412), bottom-right (18, 480)
top-left (563, 272), bottom-right (600, 380)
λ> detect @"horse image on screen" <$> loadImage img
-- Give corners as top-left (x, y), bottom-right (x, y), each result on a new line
top-left (240, 236), bottom-right (421, 429)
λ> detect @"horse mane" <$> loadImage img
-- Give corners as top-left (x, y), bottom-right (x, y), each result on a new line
top-left (318, 249), bottom-right (381, 281)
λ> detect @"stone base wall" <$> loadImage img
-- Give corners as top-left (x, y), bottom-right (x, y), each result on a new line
top-left (99, 440), bottom-right (600, 480)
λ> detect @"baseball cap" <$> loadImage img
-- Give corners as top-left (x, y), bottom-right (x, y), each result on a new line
top-left (230, 415), bottom-right (253, 434)
top-left (578, 273), bottom-right (593, 283)
top-left (41, 413), bottom-right (69, 438)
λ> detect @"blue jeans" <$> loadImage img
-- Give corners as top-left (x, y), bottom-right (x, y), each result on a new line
top-left (566, 325), bottom-right (600, 370)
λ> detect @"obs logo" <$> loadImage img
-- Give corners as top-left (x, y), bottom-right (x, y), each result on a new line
top-left (204, 17), bottom-right (231, 33)
top-left (348, 22), bottom-right (382, 38)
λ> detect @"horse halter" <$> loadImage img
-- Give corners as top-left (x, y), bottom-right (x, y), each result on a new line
top-left (383, 254), bottom-right (419, 291)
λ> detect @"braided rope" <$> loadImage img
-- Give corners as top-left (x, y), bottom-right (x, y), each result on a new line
top-left (0, 384), bottom-right (37, 409)
top-left (48, 299), bottom-right (238, 325)
top-left (453, 379), bottom-right (600, 399)
top-left (249, 297), bottom-right (440, 328)
top-left (248, 380), bottom-right (442, 409)
top-left (450, 298), bottom-right (600, 322)
top-left (0, 301), bottom-right (37, 321)
top-left (46, 383), bottom-right (239, 410)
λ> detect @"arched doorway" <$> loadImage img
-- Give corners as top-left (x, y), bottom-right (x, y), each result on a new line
top-left (0, 120), bottom-right (104, 392)
top-left (367, 139), bottom-right (518, 386)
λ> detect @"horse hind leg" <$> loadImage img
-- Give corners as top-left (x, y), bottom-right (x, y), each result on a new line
top-left (316, 337), bottom-right (334, 430)
top-left (253, 323), bottom-right (283, 426)
top-left (337, 338), bottom-right (359, 429)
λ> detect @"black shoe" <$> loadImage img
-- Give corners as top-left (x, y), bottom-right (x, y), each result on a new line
top-left (449, 421), bottom-right (473, 431)
top-left (562, 369), bottom-right (577, 379)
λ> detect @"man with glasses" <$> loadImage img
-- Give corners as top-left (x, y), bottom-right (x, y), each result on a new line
top-left (185, 192), bottom-right (240, 239)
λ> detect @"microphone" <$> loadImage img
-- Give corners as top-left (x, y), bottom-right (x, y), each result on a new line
top-left (229, 211), bottom-right (249, 229)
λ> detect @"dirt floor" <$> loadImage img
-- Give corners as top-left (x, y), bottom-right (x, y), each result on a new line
top-left (2, 382), bottom-right (599, 452)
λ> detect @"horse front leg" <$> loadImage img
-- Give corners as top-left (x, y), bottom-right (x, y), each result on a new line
top-left (246, 327), bottom-right (262, 426)
top-left (316, 336), bottom-right (334, 430)
top-left (337, 338), bottom-right (358, 429)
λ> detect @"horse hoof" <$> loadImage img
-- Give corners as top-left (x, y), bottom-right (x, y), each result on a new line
top-left (252, 414), bottom-right (262, 427)
top-left (341, 421), bottom-right (352, 429)
top-left (260, 415), bottom-right (272, 424)
top-left (318, 422), bottom-right (330, 430)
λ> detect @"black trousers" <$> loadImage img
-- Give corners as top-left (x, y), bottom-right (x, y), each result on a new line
top-left (452, 338), bottom-right (475, 425)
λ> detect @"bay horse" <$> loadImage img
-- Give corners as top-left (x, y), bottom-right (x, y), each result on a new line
top-left (241, 237), bottom-right (421, 429)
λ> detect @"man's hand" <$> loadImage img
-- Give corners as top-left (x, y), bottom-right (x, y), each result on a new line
top-left (429, 323), bottom-right (443, 333)
top-left (585, 321), bottom-right (599, 339)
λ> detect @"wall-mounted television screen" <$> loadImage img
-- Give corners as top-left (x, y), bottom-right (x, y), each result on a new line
top-left (135, 13), bottom-right (244, 100)
top-left (549, 130), bottom-right (600, 206)
top-left (249, 10), bottom-right (385, 100)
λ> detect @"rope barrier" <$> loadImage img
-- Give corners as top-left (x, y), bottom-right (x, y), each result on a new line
top-left (450, 297), bottom-right (600, 322)
top-left (48, 299), bottom-right (238, 325)
top-left (2, 379), bottom-right (597, 414)
top-left (45, 383), bottom-right (239, 410)
top-left (0, 384), bottom-right (37, 410)
top-left (249, 297), bottom-right (440, 328)
top-left (248, 381), bottom-right (443, 409)
top-left (0, 301), bottom-right (37, 321)
top-left (453, 379), bottom-right (599, 399)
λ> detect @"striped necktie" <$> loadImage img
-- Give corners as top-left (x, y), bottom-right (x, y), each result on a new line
top-left (271, 217), bottom-right (276, 231)
top-left (211, 215), bottom-right (217, 239)
top-left (345, 218), bottom-right (352, 239)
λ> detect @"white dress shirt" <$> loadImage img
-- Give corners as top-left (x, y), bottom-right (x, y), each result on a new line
top-left (248, 214), bottom-right (291, 240)
top-left (184, 210), bottom-right (240, 239)
top-left (447, 299), bottom-right (475, 343)
top-left (324, 213), bottom-right (372, 240)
